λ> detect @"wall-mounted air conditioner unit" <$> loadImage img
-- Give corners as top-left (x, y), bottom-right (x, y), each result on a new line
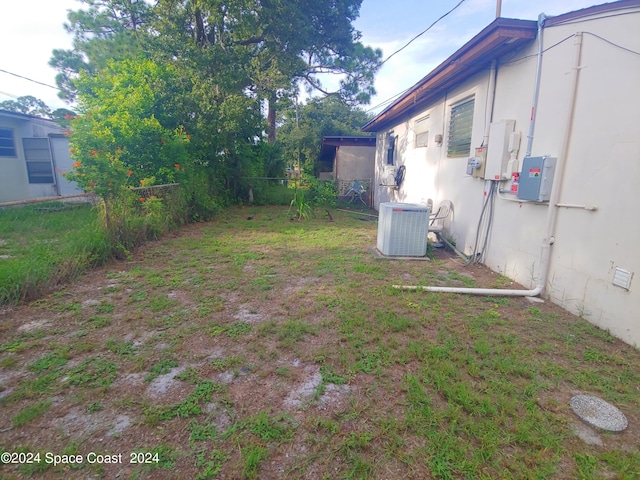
top-left (380, 166), bottom-right (397, 186)
top-left (377, 202), bottom-right (430, 256)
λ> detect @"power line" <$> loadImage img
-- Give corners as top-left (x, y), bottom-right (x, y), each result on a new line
top-left (0, 68), bottom-right (59, 90)
top-left (365, 0), bottom-right (468, 113)
top-left (380, 0), bottom-right (468, 67)
top-left (365, 86), bottom-right (413, 113)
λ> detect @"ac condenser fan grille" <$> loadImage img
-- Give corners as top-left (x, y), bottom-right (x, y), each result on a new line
top-left (377, 202), bottom-right (430, 256)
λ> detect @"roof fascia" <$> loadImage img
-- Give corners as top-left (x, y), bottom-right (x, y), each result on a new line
top-left (362, 18), bottom-right (537, 132)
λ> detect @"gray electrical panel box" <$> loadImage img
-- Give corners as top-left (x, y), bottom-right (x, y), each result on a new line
top-left (517, 156), bottom-right (557, 202)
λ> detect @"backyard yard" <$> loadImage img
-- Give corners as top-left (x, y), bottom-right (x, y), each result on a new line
top-left (1, 205), bottom-right (639, 479)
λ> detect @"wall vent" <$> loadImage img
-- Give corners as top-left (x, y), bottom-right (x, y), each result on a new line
top-left (376, 202), bottom-right (430, 256)
top-left (612, 267), bottom-right (633, 290)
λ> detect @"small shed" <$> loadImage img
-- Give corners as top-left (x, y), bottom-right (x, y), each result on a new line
top-left (318, 136), bottom-right (376, 181)
top-left (318, 136), bottom-right (376, 205)
top-left (0, 110), bottom-right (83, 204)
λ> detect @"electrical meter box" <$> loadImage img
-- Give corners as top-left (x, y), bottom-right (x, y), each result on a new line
top-left (467, 147), bottom-right (487, 178)
top-left (484, 120), bottom-right (515, 180)
top-left (517, 156), bottom-right (557, 202)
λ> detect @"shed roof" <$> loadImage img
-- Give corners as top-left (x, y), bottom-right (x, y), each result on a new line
top-left (321, 136), bottom-right (376, 147)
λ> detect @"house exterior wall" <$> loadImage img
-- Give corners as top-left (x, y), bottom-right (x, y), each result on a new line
top-left (487, 9), bottom-right (640, 346)
top-left (374, 71), bottom-right (494, 253)
top-left (0, 113), bottom-right (82, 203)
top-left (50, 135), bottom-right (81, 196)
top-left (336, 145), bottom-right (375, 182)
top-left (371, 6), bottom-right (640, 346)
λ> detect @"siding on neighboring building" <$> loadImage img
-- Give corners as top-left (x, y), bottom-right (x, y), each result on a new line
top-left (0, 110), bottom-right (83, 203)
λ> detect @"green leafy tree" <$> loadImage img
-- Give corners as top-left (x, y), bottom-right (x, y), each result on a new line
top-left (49, 0), bottom-right (150, 100)
top-left (65, 58), bottom-right (194, 228)
top-left (231, 0), bottom-right (382, 142)
top-left (0, 97), bottom-right (77, 127)
top-left (0, 96), bottom-right (52, 118)
top-left (50, 0), bottom-right (380, 204)
top-left (50, 0), bottom-right (381, 141)
top-left (277, 96), bottom-right (374, 173)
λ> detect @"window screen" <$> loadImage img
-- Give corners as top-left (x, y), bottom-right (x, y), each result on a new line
top-left (0, 128), bottom-right (16, 157)
top-left (23, 138), bottom-right (55, 183)
top-left (386, 133), bottom-right (396, 165)
top-left (415, 116), bottom-right (429, 148)
top-left (447, 97), bottom-right (474, 157)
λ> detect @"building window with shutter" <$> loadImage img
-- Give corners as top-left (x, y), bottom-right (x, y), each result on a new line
top-left (23, 138), bottom-right (55, 184)
top-left (447, 97), bottom-right (474, 157)
top-left (414, 116), bottom-right (429, 148)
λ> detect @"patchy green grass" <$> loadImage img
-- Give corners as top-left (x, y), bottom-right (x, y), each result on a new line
top-left (1, 206), bottom-right (639, 479)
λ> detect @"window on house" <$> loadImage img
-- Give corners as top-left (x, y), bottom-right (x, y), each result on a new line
top-left (386, 132), bottom-right (396, 165)
top-left (23, 138), bottom-right (55, 184)
top-left (447, 97), bottom-right (475, 157)
top-left (0, 128), bottom-right (16, 157)
top-left (415, 116), bottom-right (429, 148)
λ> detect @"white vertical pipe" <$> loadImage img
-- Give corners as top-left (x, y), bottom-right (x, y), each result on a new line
top-left (536, 31), bottom-right (583, 296)
top-left (483, 60), bottom-right (498, 146)
top-left (525, 13), bottom-right (547, 157)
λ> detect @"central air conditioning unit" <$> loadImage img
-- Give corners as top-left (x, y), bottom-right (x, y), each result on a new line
top-left (377, 202), bottom-right (430, 257)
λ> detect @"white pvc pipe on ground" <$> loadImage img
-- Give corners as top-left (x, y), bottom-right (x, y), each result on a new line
top-left (393, 284), bottom-right (542, 297)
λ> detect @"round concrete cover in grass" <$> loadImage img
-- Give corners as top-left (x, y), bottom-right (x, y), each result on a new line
top-left (570, 395), bottom-right (628, 432)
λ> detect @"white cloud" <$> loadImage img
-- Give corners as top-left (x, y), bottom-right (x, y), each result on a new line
top-left (0, 0), bottom-right (605, 116)
top-left (359, 0), bottom-right (604, 113)
top-left (0, 0), bottom-right (77, 110)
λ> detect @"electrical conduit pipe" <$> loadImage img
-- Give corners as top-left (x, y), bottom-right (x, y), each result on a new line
top-left (394, 31), bottom-right (584, 298)
top-left (526, 13), bottom-right (547, 157)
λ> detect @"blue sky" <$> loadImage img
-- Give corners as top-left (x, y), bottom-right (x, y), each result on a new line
top-left (0, 0), bottom-right (605, 113)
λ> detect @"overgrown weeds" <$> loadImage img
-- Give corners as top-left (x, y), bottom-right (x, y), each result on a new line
top-left (0, 185), bottom-right (204, 305)
top-left (0, 202), bottom-right (109, 305)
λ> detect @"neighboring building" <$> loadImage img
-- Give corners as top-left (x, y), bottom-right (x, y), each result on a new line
top-left (363, 1), bottom-right (640, 346)
top-left (318, 136), bottom-right (376, 205)
top-left (318, 136), bottom-right (376, 181)
top-left (0, 110), bottom-right (83, 203)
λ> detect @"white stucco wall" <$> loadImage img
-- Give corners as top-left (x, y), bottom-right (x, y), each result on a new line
top-left (488, 9), bottom-right (640, 346)
top-left (372, 6), bottom-right (640, 346)
top-left (375, 73), bottom-right (493, 252)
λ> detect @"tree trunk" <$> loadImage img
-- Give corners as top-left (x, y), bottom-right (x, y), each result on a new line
top-left (267, 94), bottom-right (276, 144)
top-left (195, 7), bottom-right (206, 46)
